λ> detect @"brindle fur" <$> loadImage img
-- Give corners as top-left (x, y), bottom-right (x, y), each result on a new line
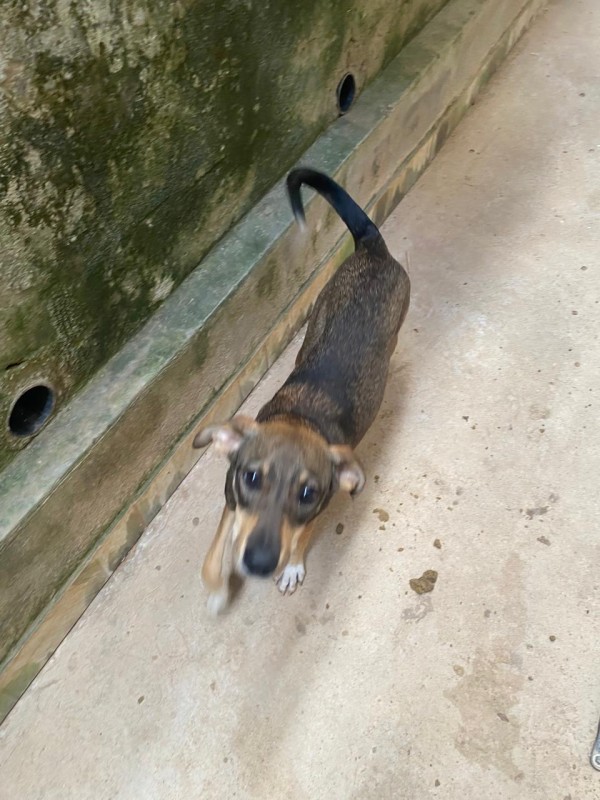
top-left (194, 167), bottom-right (410, 613)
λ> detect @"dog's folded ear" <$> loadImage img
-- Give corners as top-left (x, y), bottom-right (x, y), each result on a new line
top-left (193, 415), bottom-right (258, 456)
top-left (329, 445), bottom-right (366, 496)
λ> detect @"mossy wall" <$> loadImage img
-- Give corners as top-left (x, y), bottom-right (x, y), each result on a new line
top-left (0, 0), bottom-right (448, 467)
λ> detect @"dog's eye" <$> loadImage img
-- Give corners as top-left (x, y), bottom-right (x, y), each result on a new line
top-left (298, 484), bottom-right (317, 505)
top-left (243, 470), bottom-right (262, 490)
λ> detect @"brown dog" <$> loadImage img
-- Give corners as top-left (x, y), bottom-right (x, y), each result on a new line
top-left (194, 167), bottom-right (410, 613)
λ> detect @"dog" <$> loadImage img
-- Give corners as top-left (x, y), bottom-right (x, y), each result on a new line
top-left (194, 167), bottom-right (410, 613)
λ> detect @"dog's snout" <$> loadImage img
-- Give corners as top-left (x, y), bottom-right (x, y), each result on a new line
top-left (243, 539), bottom-right (279, 577)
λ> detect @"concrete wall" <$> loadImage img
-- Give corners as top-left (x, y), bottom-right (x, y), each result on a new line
top-left (0, 0), bottom-right (447, 466)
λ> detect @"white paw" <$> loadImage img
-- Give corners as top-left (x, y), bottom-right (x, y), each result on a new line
top-left (206, 589), bottom-right (229, 616)
top-left (275, 563), bottom-right (306, 595)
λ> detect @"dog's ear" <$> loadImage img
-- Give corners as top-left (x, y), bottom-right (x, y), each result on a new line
top-left (193, 415), bottom-right (258, 456)
top-left (329, 445), bottom-right (366, 496)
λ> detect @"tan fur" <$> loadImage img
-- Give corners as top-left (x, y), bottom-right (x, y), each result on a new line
top-left (276, 516), bottom-right (297, 572)
top-left (288, 522), bottom-right (314, 568)
top-left (201, 506), bottom-right (235, 592)
top-left (231, 509), bottom-right (260, 572)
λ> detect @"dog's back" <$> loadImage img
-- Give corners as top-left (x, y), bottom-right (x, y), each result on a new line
top-left (258, 169), bottom-right (410, 447)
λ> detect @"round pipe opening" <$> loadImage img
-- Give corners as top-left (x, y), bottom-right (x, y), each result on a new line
top-left (336, 73), bottom-right (356, 114)
top-left (8, 384), bottom-right (55, 437)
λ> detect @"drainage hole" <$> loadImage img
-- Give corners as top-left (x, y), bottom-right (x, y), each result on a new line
top-left (8, 384), bottom-right (55, 437)
top-left (336, 73), bottom-right (356, 114)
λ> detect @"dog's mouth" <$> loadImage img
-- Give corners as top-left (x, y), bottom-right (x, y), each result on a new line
top-left (234, 531), bottom-right (289, 580)
top-left (231, 506), bottom-right (295, 579)
top-left (236, 539), bottom-right (283, 578)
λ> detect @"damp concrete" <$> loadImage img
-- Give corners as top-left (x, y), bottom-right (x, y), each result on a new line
top-left (0, 1), bottom-right (599, 797)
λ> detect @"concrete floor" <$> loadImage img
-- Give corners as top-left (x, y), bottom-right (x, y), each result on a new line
top-left (1, 1), bottom-right (600, 797)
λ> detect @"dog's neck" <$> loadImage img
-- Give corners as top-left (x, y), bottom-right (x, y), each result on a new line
top-left (259, 410), bottom-right (329, 442)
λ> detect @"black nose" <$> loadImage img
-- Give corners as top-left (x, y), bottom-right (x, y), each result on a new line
top-left (243, 543), bottom-right (279, 577)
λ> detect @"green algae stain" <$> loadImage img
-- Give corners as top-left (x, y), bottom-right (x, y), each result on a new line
top-left (0, 0), bottom-right (448, 466)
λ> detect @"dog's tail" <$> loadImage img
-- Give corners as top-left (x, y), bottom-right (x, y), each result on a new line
top-left (286, 167), bottom-right (383, 249)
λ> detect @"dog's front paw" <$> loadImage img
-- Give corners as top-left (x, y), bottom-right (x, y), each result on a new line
top-left (206, 588), bottom-right (229, 616)
top-left (275, 563), bottom-right (306, 595)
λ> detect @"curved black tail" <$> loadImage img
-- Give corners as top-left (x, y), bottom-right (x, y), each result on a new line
top-left (286, 167), bottom-right (382, 248)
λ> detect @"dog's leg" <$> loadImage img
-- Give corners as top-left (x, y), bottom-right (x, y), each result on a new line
top-left (202, 505), bottom-right (235, 615)
top-left (275, 524), bottom-right (315, 595)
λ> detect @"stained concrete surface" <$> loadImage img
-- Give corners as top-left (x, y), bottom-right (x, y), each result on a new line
top-left (1, 0), bottom-right (530, 674)
top-left (1, 1), bottom-right (599, 797)
top-left (1, 0), bottom-right (445, 456)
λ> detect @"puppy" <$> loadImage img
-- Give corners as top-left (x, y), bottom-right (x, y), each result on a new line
top-left (194, 167), bottom-right (410, 613)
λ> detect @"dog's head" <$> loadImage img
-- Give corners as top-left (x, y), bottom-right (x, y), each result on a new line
top-left (194, 415), bottom-right (364, 577)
